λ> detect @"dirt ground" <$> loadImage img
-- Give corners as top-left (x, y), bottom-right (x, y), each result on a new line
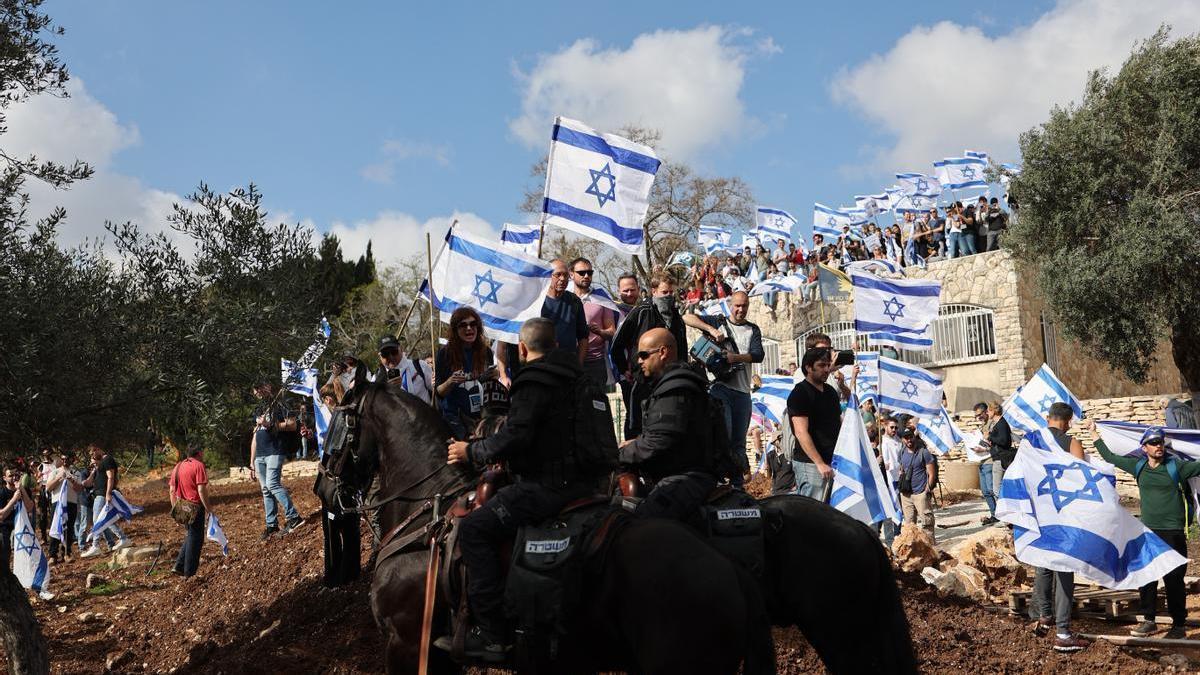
top-left (3, 472), bottom-right (1198, 673)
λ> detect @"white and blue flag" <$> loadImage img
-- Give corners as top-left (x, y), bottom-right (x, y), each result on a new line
top-left (281, 359), bottom-right (318, 396)
top-left (893, 192), bottom-right (939, 215)
top-left (700, 232), bottom-right (730, 256)
top-left (742, 234), bottom-right (760, 251)
top-left (917, 407), bottom-right (964, 456)
top-left (206, 514), bottom-right (230, 556)
top-left (49, 480), bottom-right (68, 542)
top-left (13, 502), bottom-right (49, 592)
top-left (844, 259), bottom-right (902, 276)
top-left (831, 395), bottom-right (901, 526)
top-left (850, 270), bottom-right (941, 351)
top-left (1002, 364), bottom-right (1086, 435)
top-left (542, 117), bottom-right (662, 255)
top-left (499, 223), bottom-right (541, 257)
top-left (813, 203), bottom-right (851, 240)
top-left (854, 193), bottom-right (890, 217)
top-left (756, 207), bottom-right (797, 243)
top-left (896, 172), bottom-right (942, 197)
top-left (425, 227), bottom-right (554, 344)
top-left (751, 375), bottom-right (797, 426)
top-left (1096, 421), bottom-right (1200, 512)
top-left (745, 258), bottom-right (760, 281)
top-left (837, 352), bottom-right (880, 402)
top-left (934, 156), bottom-right (988, 191)
top-left (964, 149), bottom-right (990, 163)
top-left (91, 490), bottom-right (144, 538)
top-left (702, 299), bottom-right (732, 319)
top-left (877, 356), bottom-right (943, 418)
top-left (996, 427), bottom-right (1187, 590)
top-left (844, 206), bottom-right (870, 228)
top-left (748, 275), bottom-right (807, 297)
top-left (283, 317), bottom-right (331, 387)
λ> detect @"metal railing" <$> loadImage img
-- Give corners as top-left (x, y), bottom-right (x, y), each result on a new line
top-left (796, 303), bottom-right (997, 369)
top-left (754, 339), bottom-right (781, 377)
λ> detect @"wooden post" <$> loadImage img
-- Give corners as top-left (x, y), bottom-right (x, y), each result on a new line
top-left (393, 294), bottom-right (421, 345)
top-left (426, 232), bottom-right (439, 410)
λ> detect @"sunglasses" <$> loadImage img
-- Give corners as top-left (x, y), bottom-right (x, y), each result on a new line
top-left (1146, 439), bottom-right (1165, 447)
top-left (457, 320), bottom-right (479, 330)
top-left (635, 349), bottom-right (658, 361)
top-left (573, 269), bottom-right (594, 276)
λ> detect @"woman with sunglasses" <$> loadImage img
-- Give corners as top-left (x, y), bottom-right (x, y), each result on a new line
top-left (435, 307), bottom-right (493, 439)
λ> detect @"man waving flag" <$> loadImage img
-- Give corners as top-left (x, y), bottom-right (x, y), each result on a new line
top-left (831, 393), bottom-right (901, 527)
top-left (542, 117), bottom-right (661, 255)
top-left (996, 427), bottom-right (1187, 589)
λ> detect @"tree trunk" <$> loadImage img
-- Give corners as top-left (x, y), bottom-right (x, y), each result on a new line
top-left (0, 569), bottom-right (48, 675)
top-left (1170, 320), bottom-right (1200, 408)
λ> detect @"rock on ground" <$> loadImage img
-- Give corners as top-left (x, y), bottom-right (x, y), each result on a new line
top-left (892, 524), bottom-right (939, 573)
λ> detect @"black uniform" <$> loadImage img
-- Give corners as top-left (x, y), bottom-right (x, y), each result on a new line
top-left (609, 298), bottom-right (686, 437)
top-left (620, 364), bottom-right (717, 520)
top-left (458, 351), bottom-right (593, 637)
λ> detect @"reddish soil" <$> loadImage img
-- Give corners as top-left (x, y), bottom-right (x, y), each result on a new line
top-left (3, 471), bottom-right (1195, 673)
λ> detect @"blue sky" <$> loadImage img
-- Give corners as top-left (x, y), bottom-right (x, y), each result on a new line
top-left (19, 1), bottom-right (1197, 264)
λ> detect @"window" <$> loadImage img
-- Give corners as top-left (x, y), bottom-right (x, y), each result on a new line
top-left (796, 304), bottom-right (997, 368)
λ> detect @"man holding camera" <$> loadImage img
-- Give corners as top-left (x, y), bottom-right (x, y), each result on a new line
top-left (250, 382), bottom-right (302, 539)
top-left (684, 291), bottom-right (763, 487)
top-left (377, 334), bottom-right (434, 404)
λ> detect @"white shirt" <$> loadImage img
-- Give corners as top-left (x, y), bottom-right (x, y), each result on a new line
top-left (47, 467), bottom-right (80, 505)
top-left (881, 435), bottom-right (903, 483)
top-left (397, 357), bottom-right (434, 404)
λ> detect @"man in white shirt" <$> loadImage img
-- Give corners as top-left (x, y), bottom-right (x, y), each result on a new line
top-left (378, 335), bottom-right (434, 404)
top-left (878, 416), bottom-right (904, 546)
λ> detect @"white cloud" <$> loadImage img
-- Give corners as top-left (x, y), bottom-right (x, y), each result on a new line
top-left (325, 210), bottom-right (498, 268)
top-left (510, 25), bottom-right (771, 159)
top-left (831, 0), bottom-right (1200, 172)
top-left (4, 78), bottom-right (183, 249)
top-left (359, 138), bottom-right (453, 184)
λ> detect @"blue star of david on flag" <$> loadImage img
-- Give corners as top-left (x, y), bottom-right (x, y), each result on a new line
top-left (960, 166), bottom-right (977, 179)
top-left (585, 162), bottom-right (617, 208)
top-left (1036, 461), bottom-right (1107, 511)
top-left (826, 216), bottom-right (837, 227)
top-left (930, 414), bottom-right (944, 429)
top-left (915, 178), bottom-right (928, 192)
top-left (882, 296), bottom-right (906, 321)
top-left (900, 379), bottom-right (919, 399)
top-left (1037, 394), bottom-right (1056, 414)
top-left (472, 269), bottom-right (503, 309)
top-left (14, 525), bottom-right (37, 556)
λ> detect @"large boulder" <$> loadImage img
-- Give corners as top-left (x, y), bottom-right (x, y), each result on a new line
top-left (113, 544), bottom-right (161, 566)
top-left (892, 524), bottom-right (939, 573)
top-left (948, 526), bottom-right (1027, 595)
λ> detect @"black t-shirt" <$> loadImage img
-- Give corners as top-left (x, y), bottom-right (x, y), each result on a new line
top-left (0, 485), bottom-right (13, 530)
top-left (93, 455), bottom-right (119, 497)
top-left (786, 379), bottom-right (842, 464)
top-left (541, 292), bottom-right (588, 356)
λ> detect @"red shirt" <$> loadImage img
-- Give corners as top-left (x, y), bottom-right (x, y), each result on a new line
top-left (170, 458), bottom-right (208, 504)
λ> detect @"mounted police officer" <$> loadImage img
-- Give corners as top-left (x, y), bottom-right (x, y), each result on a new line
top-left (619, 327), bottom-right (718, 519)
top-left (445, 317), bottom-right (594, 662)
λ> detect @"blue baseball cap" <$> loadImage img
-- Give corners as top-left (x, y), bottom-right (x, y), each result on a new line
top-left (1141, 427), bottom-right (1167, 446)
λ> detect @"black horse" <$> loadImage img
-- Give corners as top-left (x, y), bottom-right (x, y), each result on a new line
top-left (760, 494), bottom-right (917, 674)
top-left (359, 385), bottom-right (775, 674)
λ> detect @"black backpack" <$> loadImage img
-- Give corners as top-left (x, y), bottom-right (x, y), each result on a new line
top-left (516, 363), bottom-right (618, 477)
top-left (653, 368), bottom-right (734, 480)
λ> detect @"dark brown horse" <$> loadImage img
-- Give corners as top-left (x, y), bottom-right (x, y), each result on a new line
top-left (358, 385), bottom-right (775, 674)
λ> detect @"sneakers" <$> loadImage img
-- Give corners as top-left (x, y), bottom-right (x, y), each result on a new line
top-left (1032, 617), bottom-right (1055, 637)
top-left (1053, 633), bottom-right (1090, 653)
top-left (283, 517), bottom-right (304, 534)
top-left (1130, 620), bottom-right (1158, 637)
top-left (260, 526), bottom-right (279, 541)
top-left (79, 545), bottom-right (104, 559)
top-left (1165, 626), bottom-right (1188, 640)
top-left (112, 538), bottom-right (133, 552)
top-left (981, 516), bottom-right (998, 525)
top-left (462, 626), bottom-right (510, 663)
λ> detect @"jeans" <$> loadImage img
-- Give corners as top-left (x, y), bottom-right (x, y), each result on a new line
top-left (946, 232), bottom-right (962, 258)
top-left (792, 461), bottom-right (830, 501)
top-left (460, 481), bottom-right (585, 635)
top-left (978, 461), bottom-right (996, 517)
top-left (76, 495), bottom-right (93, 547)
top-left (874, 518), bottom-right (897, 548)
top-left (1031, 568), bottom-right (1074, 631)
top-left (962, 230), bottom-right (977, 255)
top-left (92, 495), bottom-right (126, 547)
top-left (710, 383), bottom-right (751, 484)
top-left (986, 232), bottom-right (1002, 251)
top-left (174, 507), bottom-right (205, 577)
top-left (1140, 529), bottom-right (1188, 626)
top-left (48, 502), bottom-right (78, 559)
top-left (254, 454), bottom-right (299, 528)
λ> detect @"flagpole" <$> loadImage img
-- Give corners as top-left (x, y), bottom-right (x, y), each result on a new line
top-left (426, 232), bottom-right (439, 410)
top-left (394, 295), bottom-right (421, 344)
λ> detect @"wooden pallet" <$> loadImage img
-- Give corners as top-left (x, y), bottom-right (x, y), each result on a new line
top-left (1009, 584), bottom-right (1159, 619)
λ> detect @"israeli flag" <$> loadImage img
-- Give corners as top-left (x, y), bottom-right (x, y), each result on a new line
top-left (837, 352), bottom-right (879, 402)
top-left (542, 117), bottom-right (661, 255)
top-left (883, 186), bottom-right (905, 210)
top-left (964, 149), bottom-right (990, 163)
top-left (850, 270), bottom-right (941, 350)
top-left (700, 232), bottom-right (729, 256)
top-left (844, 259), bottom-right (901, 276)
top-left (893, 192), bottom-right (938, 215)
top-left (284, 317), bottom-right (331, 386)
top-left (499, 223), bottom-right (541, 257)
top-left (844, 206), bottom-right (870, 227)
top-left (854, 193), bottom-right (890, 217)
top-left (699, 223), bottom-right (728, 239)
top-left (917, 407), bottom-right (964, 456)
top-left (49, 480), bottom-right (68, 542)
top-left (13, 502), bottom-right (50, 592)
top-left (751, 375), bottom-right (798, 426)
top-left (206, 514), bottom-right (229, 556)
top-left (91, 490), bottom-right (144, 538)
top-left (748, 275), bottom-right (807, 297)
top-left (934, 157), bottom-right (988, 191)
top-left (877, 356), bottom-right (943, 418)
top-left (700, 299), bottom-right (731, 319)
top-left (813, 203), bottom-right (851, 240)
top-left (756, 207), bottom-right (797, 242)
top-left (579, 284), bottom-right (621, 314)
top-left (1002, 364), bottom-right (1086, 435)
top-left (425, 227), bottom-right (554, 344)
top-left (831, 395), bottom-right (901, 526)
top-left (996, 428), bottom-right (1187, 590)
top-left (281, 359), bottom-right (318, 397)
top-left (745, 258), bottom-right (760, 281)
top-left (742, 235), bottom-right (760, 251)
top-left (896, 172), bottom-right (942, 197)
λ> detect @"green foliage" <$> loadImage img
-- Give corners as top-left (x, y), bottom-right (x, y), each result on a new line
top-left (1006, 27), bottom-right (1200, 391)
